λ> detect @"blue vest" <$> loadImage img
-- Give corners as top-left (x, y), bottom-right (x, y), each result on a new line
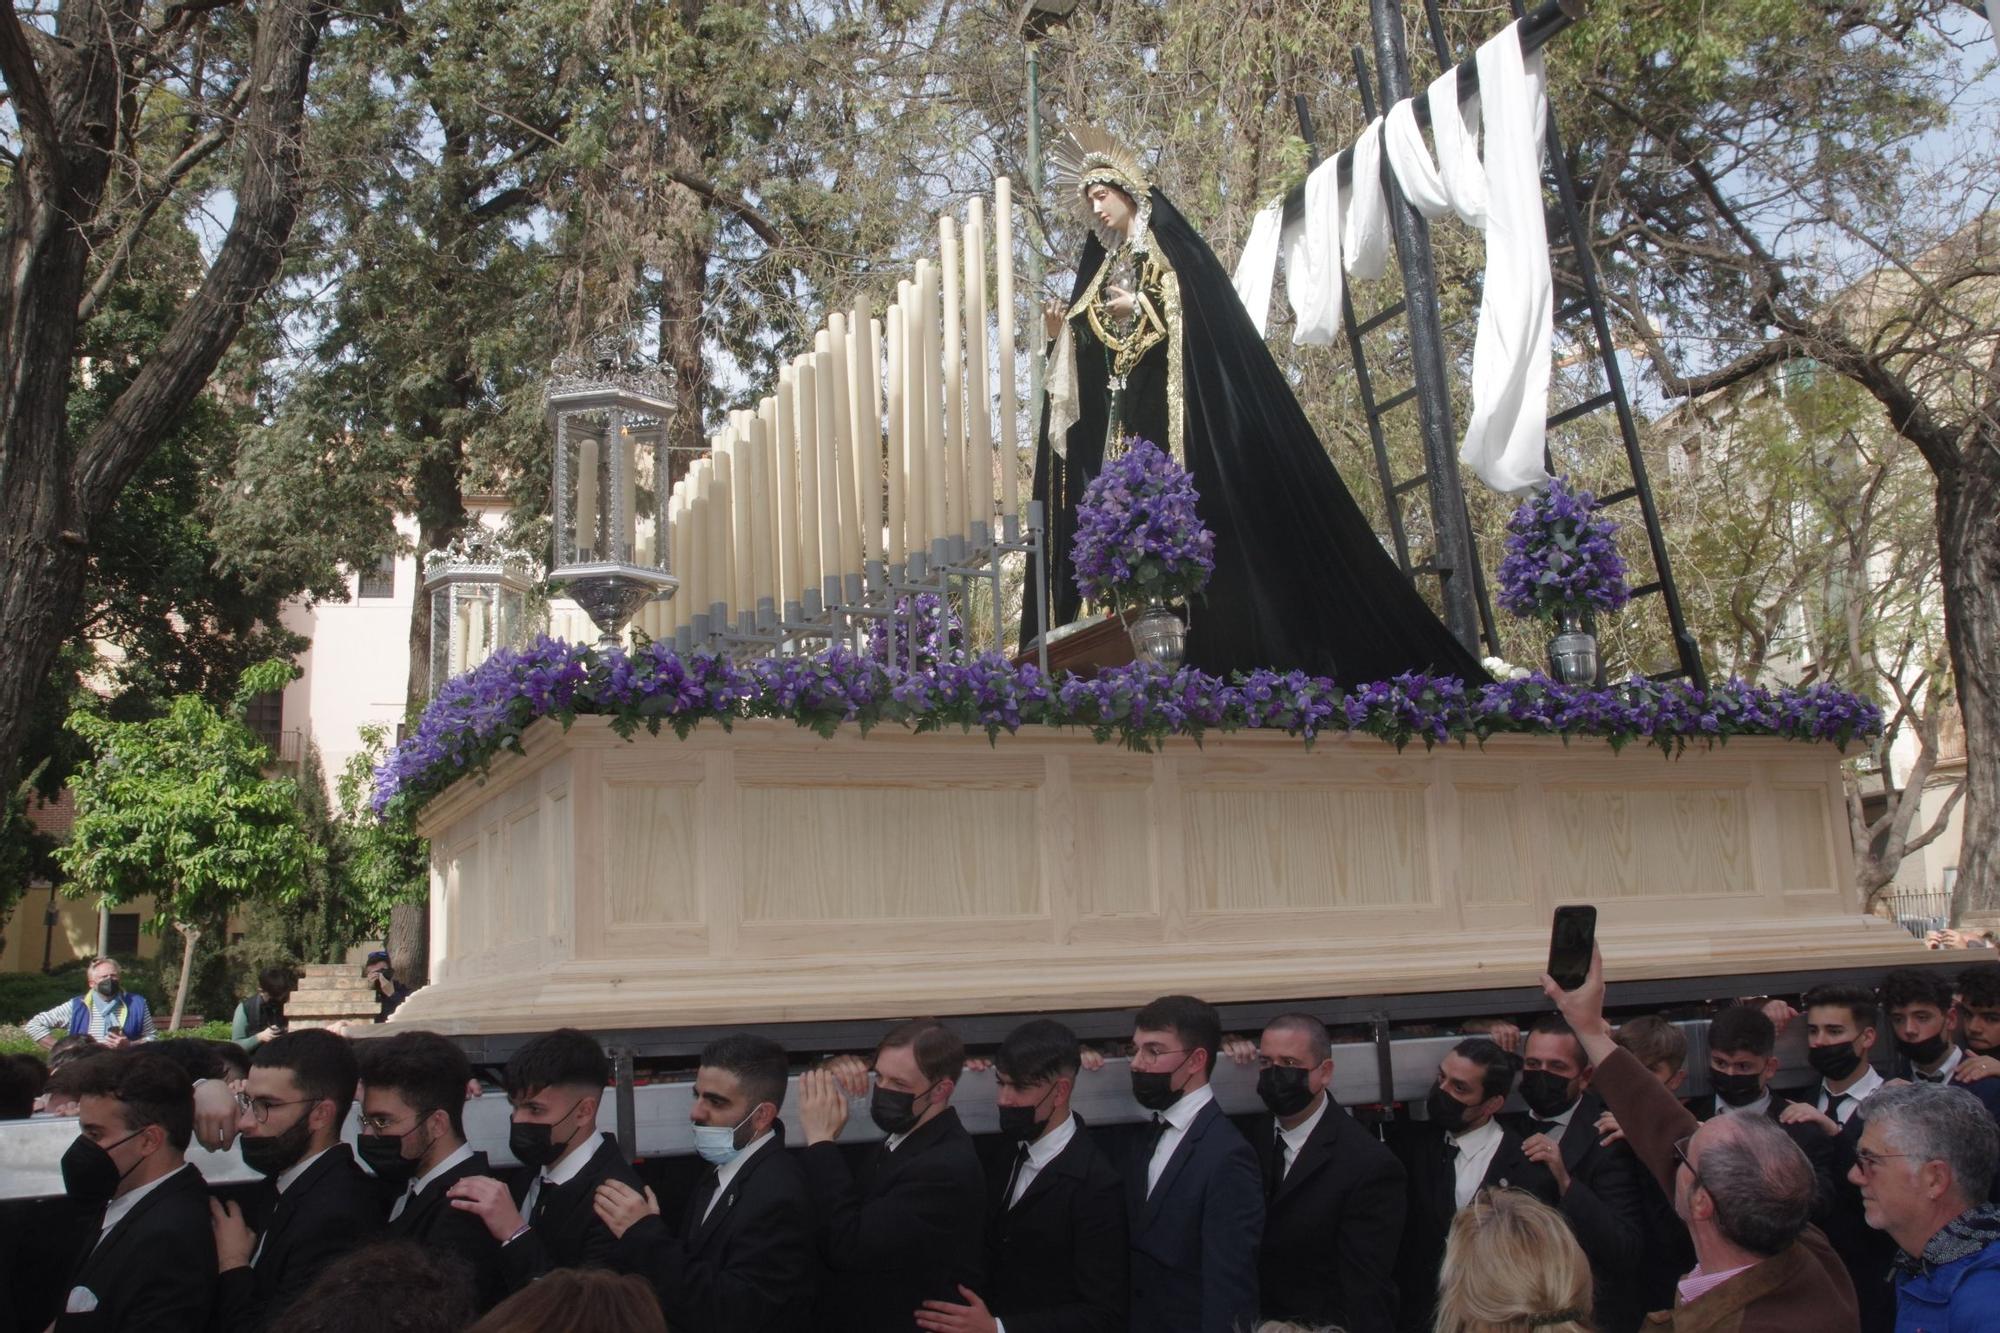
top-left (65, 992), bottom-right (149, 1038)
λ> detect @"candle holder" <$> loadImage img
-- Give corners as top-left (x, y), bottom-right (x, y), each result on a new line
top-left (546, 340), bottom-right (680, 649)
top-left (422, 532), bottom-right (542, 696)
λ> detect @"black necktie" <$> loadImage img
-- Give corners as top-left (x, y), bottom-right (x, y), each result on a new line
top-left (532, 1177), bottom-right (554, 1225)
top-left (1002, 1143), bottom-right (1031, 1210)
top-left (1529, 1119), bottom-right (1558, 1138)
top-left (1265, 1126), bottom-right (1286, 1198)
top-left (1145, 1113), bottom-right (1170, 1157)
top-left (1825, 1092), bottom-right (1850, 1122)
top-left (1917, 1070), bottom-right (1945, 1084)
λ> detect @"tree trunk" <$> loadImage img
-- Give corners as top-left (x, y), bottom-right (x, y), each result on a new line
top-left (1943, 440), bottom-right (2000, 919)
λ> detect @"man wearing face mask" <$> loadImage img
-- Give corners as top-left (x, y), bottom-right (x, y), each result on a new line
top-left (448, 1026), bottom-right (644, 1292)
top-left (913, 1018), bottom-right (1126, 1333)
top-left (209, 1029), bottom-right (384, 1333)
top-left (1248, 1013), bottom-right (1403, 1333)
top-left (592, 1034), bottom-right (817, 1331)
top-left (796, 1018), bottom-right (985, 1333)
top-left (1391, 1036), bottom-right (1557, 1333)
top-left (26, 958), bottom-right (156, 1048)
top-left (1694, 1005), bottom-right (1843, 1209)
top-left (1879, 968), bottom-right (2000, 1141)
top-left (51, 1052), bottom-right (215, 1330)
top-left (1504, 1014), bottom-right (1647, 1333)
top-left (355, 1030), bottom-right (506, 1312)
top-left (1125, 993), bottom-right (1262, 1333)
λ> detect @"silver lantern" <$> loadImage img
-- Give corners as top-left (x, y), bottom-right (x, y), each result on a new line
top-left (422, 532), bottom-right (541, 696)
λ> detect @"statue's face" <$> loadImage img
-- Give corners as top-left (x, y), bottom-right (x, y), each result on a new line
top-left (1086, 183), bottom-right (1137, 237)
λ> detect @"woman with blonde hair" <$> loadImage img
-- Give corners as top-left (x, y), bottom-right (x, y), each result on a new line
top-left (1433, 1187), bottom-right (1594, 1333)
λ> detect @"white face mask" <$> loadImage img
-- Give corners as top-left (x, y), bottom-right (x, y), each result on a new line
top-left (691, 1107), bottom-right (762, 1166)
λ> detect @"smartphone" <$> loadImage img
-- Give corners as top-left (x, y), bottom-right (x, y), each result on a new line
top-left (1547, 904), bottom-right (1598, 991)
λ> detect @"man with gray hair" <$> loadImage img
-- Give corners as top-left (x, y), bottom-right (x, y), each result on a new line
top-left (1542, 948), bottom-right (1858, 1331)
top-left (1850, 1081), bottom-right (2000, 1328)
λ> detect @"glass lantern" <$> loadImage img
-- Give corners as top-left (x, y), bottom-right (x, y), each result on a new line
top-left (422, 533), bottom-right (541, 695)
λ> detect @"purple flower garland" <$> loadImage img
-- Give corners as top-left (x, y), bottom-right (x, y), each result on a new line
top-left (372, 636), bottom-right (1883, 821)
top-left (1070, 439), bottom-right (1216, 610)
top-left (1497, 476), bottom-right (1631, 621)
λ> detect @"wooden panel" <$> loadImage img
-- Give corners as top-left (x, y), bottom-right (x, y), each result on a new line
top-left (1457, 785), bottom-right (1529, 906)
top-left (605, 785), bottom-right (700, 924)
top-left (546, 786), bottom-right (571, 951)
top-left (1183, 786), bottom-right (1431, 910)
top-left (502, 806), bottom-right (541, 940)
top-left (1769, 785), bottom-right (1836, 892)
top-left (740, 784), bottom-right (1039, 920)
top-left (449, 834), bottom-right (483, 955)
top-left (1547, 786), bottom-right (1753, 899)
top-left (1074, 785), bottom-right (1155, 917)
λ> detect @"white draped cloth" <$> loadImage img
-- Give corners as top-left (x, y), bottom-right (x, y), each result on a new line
top-left (1231, 199), bottom-right (1287, 336)
top-left (1286, 154), bottom-right (1345, 345)
top-left (1341, 118), bottom-right (1391, 281)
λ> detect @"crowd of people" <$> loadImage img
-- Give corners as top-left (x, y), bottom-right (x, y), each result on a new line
top-left (3, 952), bottom-right (1998, 1333)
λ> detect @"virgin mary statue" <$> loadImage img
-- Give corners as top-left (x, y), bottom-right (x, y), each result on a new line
top-left (1022, 125), bottom-right (1486, 686)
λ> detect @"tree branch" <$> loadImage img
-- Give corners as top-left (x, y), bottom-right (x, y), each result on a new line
top-left (0, 6), bottom-right (61, 191)
top-left (657, 168), bottom-right (782, 248)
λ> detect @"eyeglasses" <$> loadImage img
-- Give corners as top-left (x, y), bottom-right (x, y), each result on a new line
top-left (1854, 1149), bottom-right (1915, 1176)
top-left (1671, 1134), bottom-right (1701, 1184)
top-left (358, 1109), bottom-right (434, 1135)
top-left (236, 1092), bottom-right (314, 1125)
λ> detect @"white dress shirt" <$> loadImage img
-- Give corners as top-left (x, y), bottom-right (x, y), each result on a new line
top-left (1817, 1066), bottom-right (1884, 1125)
top-left (1914, 1045), bottom-right (1966, 1083)
top-left (1146, 1085), bottom-right (1214, 1196)
top-left (702, 1132), bottom-right (774, 1225)
top-left (1276, 1096), bottom-right (1329, 1179)
top-left (391, 1141), bottom-right (475, 1221)
top-left (519, 1132), bottom-right (598, 1222)
top-left (95, 1163), bottom-right (190, 1248)
top-left (1007, 1112), bottom-right (1077, 1207)
top-left (1449, 1118), bottom-right (1505, 1210)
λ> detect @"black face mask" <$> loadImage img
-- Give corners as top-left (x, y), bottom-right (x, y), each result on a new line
top-left (1256, 1065), bottom-right (1317, 1118)
top-left (62, 1130), bottom-right (144, 1204)
top-left (1518, 1070), bottom-right (1580, 1119)
top-left (240, 1112), bottom-right (316, 1179)
top-left (1807, 1042), bottom-right (1864, 1082)
top-left (356, 1119), bottom-right (431, 1185)
top-left (1709, 1069), bottom-right (1765, 1108)
top-left (1895, 1030), bottom-right (1951, 1067)
top-left (94, 978), bottom-right (121, 999)
top-left (869, 1083), bottom-right (934, 1137)
top-left (1426, 1085), bottom-right (1476, 1133)
top-left (997, 1086), bottom-right (1057, 1144)
top-left (509, 1111), bottom-right (583, 1171)
top-left (1131, 1051), bottom-right (1194, 1113)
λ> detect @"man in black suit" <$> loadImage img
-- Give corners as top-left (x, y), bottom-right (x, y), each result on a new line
top-left (447, 1026), bottom-right (645, 1291)
top-left (1248, 1013), bottom-right (1404, 1333)
top-left (209, 1029), bottom-right (385, 1333)
top-left (1507, 1014), bottom-right (1648, 1333)
top-left (594, 1033), bottom-right (817, 1331)
top-left (1125, 994), bottom-right (1263, 1333)
top-left (915, 1018), bottom-right (1127, 1333)
top-left (798, 1018), bottom-right (987, 1333)
top-left (1392, 1036), bottom-right (1558, 1333)
top-left (52, 1052), bottom-right (216, 1331)
top-left (1693, 1004), bottom-right (1845, 1186)
top-left (355, 1030), bottom-right (506, 1311)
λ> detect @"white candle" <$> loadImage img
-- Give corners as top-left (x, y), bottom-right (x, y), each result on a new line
top-left (775, 370), bottom-right (799, 606)
top-left (828, 314), bottom-right (859, 581)
top-left (728, 427), bottom-right (752, 618)
top-left (751, 402), bottom-right (775, 607)
top-left (796, 356), bottom-right (823, 595)
top-left (813, 347), bottom-right (839, 586)
top-left (940, 215), bottom-right (963, 542)
top-left (467, 596), bottom-right (487, 668)
top-left (619, 427), bottom-right (637, 560)
top-left (862, 309), bottom-right (884, 565)
top-left (707, 449), bottom-right (731, 618)
top-left (666, 486), bottom-right (683, 634)
top-left (450, 600), bottom-right (469, 676)
top-left (575, 433), bottom-right (600, 559)
top-left (965, 199), bottom-right (993, 529)
top-left (885, 299), bottom-right (907, 564)
top-left (921, 260), bottom-right (946, 547)
top-left (996, 177), bottom-right (1019, 519)
top-left (684, 463), bottom-right (704, 619)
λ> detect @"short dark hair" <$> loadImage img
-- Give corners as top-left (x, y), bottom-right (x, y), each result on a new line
top-left (699, 1034), bottom-right (790, 1112)
top-left (1527, 1013), bottom-right (1588, 1067)
top-left (465, 1267), bottom-right (666, 1333)
top-left (995, 1019), bottom-right (1082, 1085)
top-left (271, 1240), bottom-right (478, 1333)
top-left (1261, 1013), bottom-right (1332, 1064)
top-left (1709, 1004), bottom-right (1777, 1058)
top-left (48, 1034), bottom-right (102, 1070)
top-left (1880, 967), bottom-right (1956, 1015)
top-left (359, 1030), bottom-right (473, 1138)
top-left (505, 1028), bottom-right (609, 1100)
top-left (1802, 983), bottom-right (1878, 1032)
top-left (210, 1040), bottom-right (251, 1081)
top-left (1451, 1037), bottom-right (1516, 1102)
top-left (69, 1051), bottom-right (196, 1151)
top-left (877, 1019), bottom-right (966, 1084)
top-left (0, 1052), bottom-right (45, 1119)
top-left (1958, 962), bottom-right (2000, 1009)
top-left (259, 965), bottom-right (297, 998)
top-left (1135, 995), bottom-right (1222, 1071)
top-left (144, 1036), bottom-right (227, 1083)
top-left (1615, 1015), bottom-right (1688, 1074)
top-left (253, 1028), bottom-right (361, 1126)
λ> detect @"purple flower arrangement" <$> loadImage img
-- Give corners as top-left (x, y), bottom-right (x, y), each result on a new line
top-left (1071, 439), bottom-right (1216, 611)
top-left (372, 638), bottom-right (1883, 820)
top-left (1497, 476), bottom-right (1631, 622)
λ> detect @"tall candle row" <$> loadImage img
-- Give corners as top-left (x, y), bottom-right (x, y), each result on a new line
top-left (661, 177), bottom-right (1023, 641)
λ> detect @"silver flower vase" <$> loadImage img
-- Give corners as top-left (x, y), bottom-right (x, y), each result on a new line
top-left (1547, 608), bottom-right (1599, 685)
top-left (1125, 598), bottom-right (1187, 671)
